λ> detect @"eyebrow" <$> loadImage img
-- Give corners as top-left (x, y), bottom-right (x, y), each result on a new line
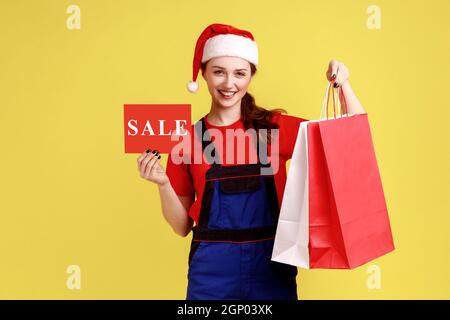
top-left (211, 66), bottom-right (249, 71)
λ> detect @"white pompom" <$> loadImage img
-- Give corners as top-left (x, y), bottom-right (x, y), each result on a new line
top-left (187, 80), bottom-right (199, 93)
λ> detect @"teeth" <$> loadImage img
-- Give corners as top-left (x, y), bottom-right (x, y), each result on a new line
top-left (219, 90), bottom-right (236, 97)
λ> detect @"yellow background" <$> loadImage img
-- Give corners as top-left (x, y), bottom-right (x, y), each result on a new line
top-left (1, 0), bottom-right (449, 299)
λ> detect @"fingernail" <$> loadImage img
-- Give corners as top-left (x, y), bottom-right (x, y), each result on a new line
top-left (146, 149), bottom-right (151, 153)
top-left (152, 150), bottom-right (157, 154)
top-left (332, 74), bottom-right (336, 80)
top-left (334, 82), bottom-right (338, 88)
top-left (158, 155), bottom-right (161, 159)
top-left (155, 151), bottom-right (160, 156)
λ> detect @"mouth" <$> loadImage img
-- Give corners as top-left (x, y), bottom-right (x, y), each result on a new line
top-left (217, 90), bottom-right (238, 99)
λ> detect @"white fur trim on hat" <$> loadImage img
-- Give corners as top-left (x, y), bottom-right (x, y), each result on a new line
top-left (201, 34), bottom-right (258, 66)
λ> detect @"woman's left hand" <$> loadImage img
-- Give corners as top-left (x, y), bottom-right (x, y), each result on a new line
top-left (326, 59), bottom-right (350, 88)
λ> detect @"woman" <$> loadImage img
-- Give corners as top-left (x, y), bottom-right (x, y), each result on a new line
top-left (137, 23), bottom-right (366, 300)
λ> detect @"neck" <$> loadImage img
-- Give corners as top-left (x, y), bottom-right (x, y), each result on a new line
top-left (207, 99), bottom-right (242, 126)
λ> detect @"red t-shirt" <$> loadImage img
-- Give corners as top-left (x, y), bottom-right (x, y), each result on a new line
top-left (165, 112), bottom-right (308, 224)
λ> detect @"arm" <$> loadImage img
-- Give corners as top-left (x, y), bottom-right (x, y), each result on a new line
top-left (341, 81), bottom-right (366, 115)
top-left (158, 183), bottom-right (194, 237)
top-left (137, 150), bottom-right (194, 238)
top-left (326, 59), bottom-right (366, 115)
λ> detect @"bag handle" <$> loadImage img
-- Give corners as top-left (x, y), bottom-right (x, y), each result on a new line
top-left (319, 80), bottom-right (349, 120)
top-left (338, 83), bottom-right (348, 117)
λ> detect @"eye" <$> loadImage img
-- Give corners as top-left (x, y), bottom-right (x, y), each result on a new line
top-left (214, 70), bottom-right (223, 75)
top-left (236, 72), bottom-right (246, 77)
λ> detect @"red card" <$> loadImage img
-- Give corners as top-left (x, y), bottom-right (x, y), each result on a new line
top-left (124, 104), bottom-right (191, 153)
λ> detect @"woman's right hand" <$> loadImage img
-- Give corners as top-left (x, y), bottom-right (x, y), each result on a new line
top-left (137, 149), bottom-right (169, 186)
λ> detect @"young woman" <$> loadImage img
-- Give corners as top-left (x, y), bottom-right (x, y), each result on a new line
top-left (137, 23), bottom-right (366, 300)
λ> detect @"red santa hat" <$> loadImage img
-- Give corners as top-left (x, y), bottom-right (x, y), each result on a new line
top-left (187, 23), bottom-right (259, 93)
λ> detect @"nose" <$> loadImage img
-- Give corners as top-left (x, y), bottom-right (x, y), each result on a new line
top-left (223, 74), bottom-right (234, 89)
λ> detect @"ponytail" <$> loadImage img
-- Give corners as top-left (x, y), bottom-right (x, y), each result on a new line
top-left (240, 88), bottom-right (286, 144)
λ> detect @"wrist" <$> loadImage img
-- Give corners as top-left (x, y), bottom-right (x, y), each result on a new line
top-left (158, 180), bottom-right (170, 190)
top-left (341, 79), bottom-right (350, 89)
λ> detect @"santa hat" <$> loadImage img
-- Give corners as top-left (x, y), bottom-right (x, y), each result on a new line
top-left (187, 23), bottom-right (259, 93)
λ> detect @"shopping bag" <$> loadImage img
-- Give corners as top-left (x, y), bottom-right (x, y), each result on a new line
top-left (272, 81), bottom-right (395, 269)
top-left (314, 112), bottom-right (394, 268)
top-left (271, 119), bottom-right (310, 268)
top-left (307, 118), bottom-right (350, 268)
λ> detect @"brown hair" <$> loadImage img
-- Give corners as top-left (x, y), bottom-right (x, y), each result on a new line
top-left (201, 62), bottom-right (287, 144)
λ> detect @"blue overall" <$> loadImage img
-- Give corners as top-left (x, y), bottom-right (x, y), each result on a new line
top-left (186, 117), bottom-right (298, 300)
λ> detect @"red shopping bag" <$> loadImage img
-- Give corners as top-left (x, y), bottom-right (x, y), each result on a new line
top-left (308, 83), bottom-right (395, 269)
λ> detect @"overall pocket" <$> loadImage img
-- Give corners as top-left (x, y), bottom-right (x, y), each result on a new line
top-left (219, 176), bottom-right (261, 194)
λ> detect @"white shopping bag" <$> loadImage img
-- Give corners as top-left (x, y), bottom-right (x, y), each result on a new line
top-left (271, 120), bottom-right (311, 268)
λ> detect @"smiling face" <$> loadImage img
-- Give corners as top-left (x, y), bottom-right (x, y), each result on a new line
top-left (201, 56), bottom-right (254, 109)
